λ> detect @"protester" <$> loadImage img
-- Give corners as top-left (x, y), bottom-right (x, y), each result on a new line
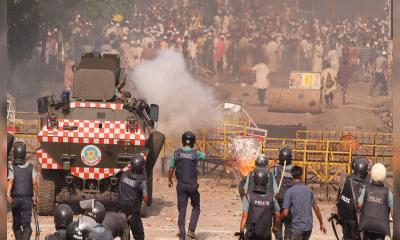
top-left (282, 166), bottom-right (327, 240)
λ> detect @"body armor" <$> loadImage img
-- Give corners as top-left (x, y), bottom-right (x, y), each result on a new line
top-left (246, 192), bottom-right (274, 239)
top-left (174, 149), bottom-right (198, 184)
top-left (337, 175), bottom-right (365, 220)
top-left (274, 165), bottom-right (293, 202)
top-left (11, 164), bottom-right (33, 198)
top-left (359, 182), bottom-right (390, 236)
top-left (117, 172), bottom-right (144, 211)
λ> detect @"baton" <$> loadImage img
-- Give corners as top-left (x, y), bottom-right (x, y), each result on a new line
top-left (33, 204), bottom-right (40, 240)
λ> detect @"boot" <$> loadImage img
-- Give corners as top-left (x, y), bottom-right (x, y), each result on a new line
top-left (13, 229), bottom-right (23, 240)
top-left (187, 230), bottom-right (199, 239)
top-left (22, 227), bottom-right (32, 240)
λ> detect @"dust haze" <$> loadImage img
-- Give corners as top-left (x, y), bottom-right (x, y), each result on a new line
top-left (130, 50), bottom-right (221, 137)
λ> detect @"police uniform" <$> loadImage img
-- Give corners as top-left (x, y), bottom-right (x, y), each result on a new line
top-left (102, 211), bottom-right (130, 240)
top-left (243, 168), bottom-right (278, 196)
top-left (274, 164), bottom-right (294, 240)
top-left (45, 229), bottom-right (67, 240)
top-left (170, 146), bottom-right (205, 239)
top-left (8, 162), bottom-right (36, 240)
top-left (243, 192), bottom-right (280, 240)
top-left (358, 182), bottom-right (393, 240)
top-left (45, 204), bottom-right (73, 240)
top-left (336, 174), bottom-right (368, 240)
top-left (117, 171), bottom-right (147, 240)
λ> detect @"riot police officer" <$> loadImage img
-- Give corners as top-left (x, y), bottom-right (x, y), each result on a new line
top-left (168, 131), bottom-right (206, 240)
top-left (239, 168), bottom-right (281, 240)
top-left (102, 211), bottom-right (130, 240)
top-left (116, 154), bottom-right (148, 240)
top-left (66, 215), bottom-right (113, 240)
top-left (45, 204), bottom-right (74, 240)
top-left (7, 142), bottom-right (39, 240)
top-left (273, 146), bottom-right (294, 240)
top-left (358, 163), bottom-right (393, 240)
top-left (82, 200), bottom-right (106, 224)
top-left (336, 156), bottom-right (370, 240)
top-left (240, 154), bottom-right (278, 200)
top-left (80, 200), bottom-right (113, 240)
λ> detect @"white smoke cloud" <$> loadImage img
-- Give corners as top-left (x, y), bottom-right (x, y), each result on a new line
top-left (129, 49), bottom-right (221, 137)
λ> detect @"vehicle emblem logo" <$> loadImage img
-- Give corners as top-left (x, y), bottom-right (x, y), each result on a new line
top-left (81, 145), bottom-right (102, 166)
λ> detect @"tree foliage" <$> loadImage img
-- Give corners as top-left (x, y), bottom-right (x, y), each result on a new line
top-left (7, 0), bottom-right (134, 63)
top-left (7, 0), bottom-right (39, 64)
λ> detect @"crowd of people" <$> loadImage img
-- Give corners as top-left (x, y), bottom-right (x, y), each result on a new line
top-left (32, 1), bottom-right (393, 107)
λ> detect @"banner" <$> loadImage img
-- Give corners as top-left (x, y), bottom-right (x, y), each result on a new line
top-left (289, 71), bottom-right (321, 90)
top-left (231, 137), bottom-right (260, 176)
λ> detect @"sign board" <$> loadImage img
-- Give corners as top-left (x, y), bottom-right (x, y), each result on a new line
top-left (289, 71), bottom-right (321, 90)
top-left (231, 137), bottom-right (260, 176)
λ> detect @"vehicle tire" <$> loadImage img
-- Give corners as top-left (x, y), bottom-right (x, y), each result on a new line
top-left (145, 131), bottom-right (165, 206)
top-left (140, 200), bottom-right (147, 218)
top-left (37, 170), bottom-right (55, 216)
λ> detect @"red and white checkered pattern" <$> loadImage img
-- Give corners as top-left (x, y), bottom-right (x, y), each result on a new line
top-left (37, 149), bottom-right (62, 170)
top-left (71, 167), bottom-right (120, 179)
top-left (38, 119), bottom-right (146, 146)
top-left (37, 148), bottom-right (132, 179)
top-left (70, 101), bottom-right (124, 110)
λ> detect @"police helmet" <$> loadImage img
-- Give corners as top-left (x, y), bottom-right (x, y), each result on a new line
top-left (253, 168), bottom-right (269, 193)
top-left (130, 154), bottom-right (146, 174)
top-left (13, 142), bottom-right (27, 165)
top-left (371, 163), bottom-right (386, 182)
top-left (66, 221), bottom-right (84, 240)
top-left (352, 156), bottom-right (370, 179)
top-left (182, 131), bottom-right (196, 148)
top-left (278, 146), bottom-right (293, 165)
top-left (84, 201), bottom-right (106, 223)
top-left (54, 204), bottom-right (74, 229)
top-left (255, 154), bottom-right (268, 167)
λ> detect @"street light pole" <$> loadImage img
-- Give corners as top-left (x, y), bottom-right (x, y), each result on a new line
top-left (392, 0), bottom-right (400, 238)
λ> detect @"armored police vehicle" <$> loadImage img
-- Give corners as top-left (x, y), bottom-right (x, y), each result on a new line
top-left (36, 52), bottom-right (165, 215)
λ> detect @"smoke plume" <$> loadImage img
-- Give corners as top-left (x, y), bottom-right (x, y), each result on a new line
top-left (130, 50), bottom-right (221, 137)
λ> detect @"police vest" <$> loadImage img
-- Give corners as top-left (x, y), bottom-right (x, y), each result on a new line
top-left (247, 192), bottom-right (274, 239)
top-left (117, 172), bottom-right (143, 209)
top-left (359, 182), bottom-right (390, 236)
top-left (337, 174), bottom-right (365, 220)
top-left (102, 211), bottom-right (128, 238)
top-left (247, 168), bottom-right (274, 195)
top-left (11, 164), bottom-right (33, 198)
top-left (274, 165), bottom-right (293, 202)
top-left (174, 149), bottom-right (198, 184)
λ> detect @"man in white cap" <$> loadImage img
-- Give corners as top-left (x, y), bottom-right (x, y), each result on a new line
top-left (358, 163), bottom-right (393, 240)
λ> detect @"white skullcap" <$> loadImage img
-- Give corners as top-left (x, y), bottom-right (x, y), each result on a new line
top-left (371, 163), bottom-right (386, 182)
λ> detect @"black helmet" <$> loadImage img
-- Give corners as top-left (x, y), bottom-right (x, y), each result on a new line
top-left (54, 204), bottom-right (74, 229)
top-left (66, 221), bottom-right (84, 240)
top-left (130, 154), bottom-right (146, 174)
top-left (84, 201), bottom-right (106, 223)
top-left (13, 142), bottom-right (27, 165)
top-left (353, 156), bottom-right (370, 179)
top-left (182, 131), bottom-right (196, 148)
top-left (253, 168), bottom-right (269, 193)
top-left (278, 146), bottom-right (292, 165)
top-left (255, 154), bottom-right (268, 167)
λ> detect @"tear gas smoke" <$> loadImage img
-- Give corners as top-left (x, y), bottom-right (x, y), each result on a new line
top-left (130, 50), bottom-right (221, 137)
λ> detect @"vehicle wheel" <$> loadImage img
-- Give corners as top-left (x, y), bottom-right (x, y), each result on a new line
top-left (140, 200), bottom-right (147, 218)
top-left (37, 170), bottom-right (55, 216)
top-left (145, 131), bottom-right (165, 206)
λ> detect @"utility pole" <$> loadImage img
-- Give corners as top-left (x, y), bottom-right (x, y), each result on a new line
top-left (392, 0), bottom-right (400, 238)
